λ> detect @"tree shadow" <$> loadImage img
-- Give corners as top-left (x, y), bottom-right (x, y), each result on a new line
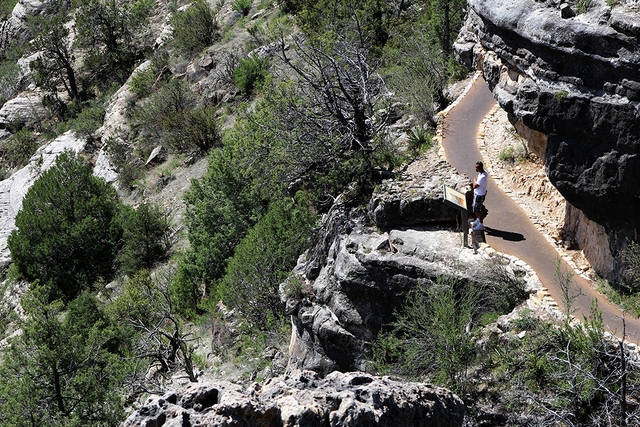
top-left (484, 226), bottom-right (526, 242)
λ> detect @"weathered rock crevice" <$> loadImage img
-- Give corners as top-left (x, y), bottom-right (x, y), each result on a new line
top-left (456, 0), bottom-right (640, 281)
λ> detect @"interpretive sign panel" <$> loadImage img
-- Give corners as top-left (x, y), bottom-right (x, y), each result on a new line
top-left (443, 185), bottom-right (469, 247)
top-left (443, 186), bottom-right (467, 211)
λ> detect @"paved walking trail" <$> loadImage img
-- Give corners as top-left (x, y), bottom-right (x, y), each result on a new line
top-left (442, 77), bottom-right (640, 345)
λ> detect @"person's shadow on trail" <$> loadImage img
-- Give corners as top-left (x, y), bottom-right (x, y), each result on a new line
top-left (484, 226), bottom-right (526, 242)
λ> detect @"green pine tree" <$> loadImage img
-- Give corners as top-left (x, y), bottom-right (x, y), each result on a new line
top-left (8, 150), bottom-right (123, 302)
top-left (0, 289), bottom-right (133, 426)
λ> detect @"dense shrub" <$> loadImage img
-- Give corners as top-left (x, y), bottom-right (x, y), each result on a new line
top-left (231, 0), bottom-right (252, 16)
top-left (0, 0), bottom-right (14, 19)
top-left (7, 151), bottom-right (124, 302)
top-left (218, 196), bottom-right (316, 329)
top-left (382, 31), bottom-right (447, 123)
top-left (576, 0), bottom-right (592, 14)
top-left (171, 145), bottom-right (265, 315)
top-left (104, 137), bottom-right (143, 189)
top-left (233, 55), bottom-right (270, 95)
top-left (1, 129), bottom-right (40, 168)
top-left (375, 276), bottom-right (479, 391)
top-left (118, 203), bottom-right (171, 276)
top-left (133, 79), bottom-right (221, 154)
top-left (170, 0), bottom-right (218, 57)
top-left (229, 77), bottom-right (393, 205)
top-left (74, 0), bottom-right (155, 89)
top-left (375, 260), bottom-right (527, 391)
top-left (174, 105), bottom-right (221, 153)
top-left (407, 127), bottom-right (433, 153)
top-left (129, 66), bottom-right (158, 98)
top-left (0, 288), bottom-right (132, 426)
top-left (622, 240), bottom-right (640, 292)
top-left (66, 101), bottom-right (106, 141)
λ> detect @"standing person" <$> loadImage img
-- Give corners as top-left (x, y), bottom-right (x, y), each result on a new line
top-left (473, 161), bottom-right (488, 223)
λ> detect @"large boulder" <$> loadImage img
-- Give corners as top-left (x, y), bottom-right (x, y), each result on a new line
top-left (456, 0), bottom-right (640, 280)
top-left (0, 93), bottom-right (48, 129)
top-left (121, 370), bottom-right (466, 427)
top-left (368, 149), bottom-right (471, 227)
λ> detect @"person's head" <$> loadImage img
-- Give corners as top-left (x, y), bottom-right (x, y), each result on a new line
top-left (475, 161), bottom-right (484, 172)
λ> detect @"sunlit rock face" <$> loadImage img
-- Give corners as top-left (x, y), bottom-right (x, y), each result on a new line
top-left (456, 0), bottom-right (640, 280)
top-left (121, 371), bottom-right (466, 427)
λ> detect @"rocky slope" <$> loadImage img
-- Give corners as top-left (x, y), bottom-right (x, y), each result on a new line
top-left (0, 1), bottom-right (478, 424)
top-left (455, 0), bottom-right (640, 281)
top-left (5, 0), bottom-right (639, 425)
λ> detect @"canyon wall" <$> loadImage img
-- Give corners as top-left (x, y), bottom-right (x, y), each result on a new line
top-left (456, 0), bottom-right (640, 281)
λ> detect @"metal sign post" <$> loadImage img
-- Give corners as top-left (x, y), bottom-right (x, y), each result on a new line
top-left (443, 185), bottom-right (469, 247)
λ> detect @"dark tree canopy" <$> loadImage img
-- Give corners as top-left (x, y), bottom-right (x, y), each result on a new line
top-left (117, 202), bottom-right (171, 276)
top-left (74, 0), bottom-right (155, 88)
top-left (8, 150), bottom-right (123, 301)
top-left (0, 289), bottom-right (132, 426)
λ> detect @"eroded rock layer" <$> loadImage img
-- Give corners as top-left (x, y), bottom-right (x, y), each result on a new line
top-left (456, 0), bottom-right (640, 280)
top-left (121, 370), bottom-right (466, 427)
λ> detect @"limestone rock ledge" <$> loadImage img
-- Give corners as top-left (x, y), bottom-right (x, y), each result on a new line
top-left (455, 0), bottom-right (640, 280)
top-left (121, 370), bottom-right (465, 427)
top-left (287, 149), bottom-right (542, 375)
top-left (368, 152), bottom-right (471, 228)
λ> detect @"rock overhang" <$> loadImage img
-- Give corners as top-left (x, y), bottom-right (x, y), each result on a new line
top-left (457, 0), bottom-right (640, 280)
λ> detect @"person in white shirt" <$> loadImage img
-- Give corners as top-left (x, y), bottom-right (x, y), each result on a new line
top-left (473, 161), bottom-right (488, 223)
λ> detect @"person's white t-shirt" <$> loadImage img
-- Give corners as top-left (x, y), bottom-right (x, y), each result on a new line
top-left (474, 171), bottom-right (487, 196)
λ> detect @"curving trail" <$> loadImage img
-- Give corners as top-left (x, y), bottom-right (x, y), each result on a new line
top-left (442, 77), bottom-right (640, 344)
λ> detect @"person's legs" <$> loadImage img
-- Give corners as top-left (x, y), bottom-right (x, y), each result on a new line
top-left (473, 194), bottom-right (486, 223)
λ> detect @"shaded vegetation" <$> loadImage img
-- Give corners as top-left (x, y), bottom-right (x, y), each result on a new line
top-left (375, 259), bottom-right (527, 393)
top-left (171, 144), bottom-right (265, 315)
top-left (117, 202), bottom-right (171, 276)
top-left (0, 0), bottom-right (487, 421)
top-left (218, 195), bottom-right (316, 329)
top-left (375, 260), bottom-right (640, 426)
top-left (0, 289), bottom-right (133, 426)
top-left (132, 78), bottom-right (221, 154)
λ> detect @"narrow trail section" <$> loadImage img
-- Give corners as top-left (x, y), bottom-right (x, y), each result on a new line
top-left (442, 77), bottom-right (640, 345)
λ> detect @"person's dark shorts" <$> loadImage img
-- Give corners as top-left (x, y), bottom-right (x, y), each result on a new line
top-left (473, 194), bottom-right (486, 214)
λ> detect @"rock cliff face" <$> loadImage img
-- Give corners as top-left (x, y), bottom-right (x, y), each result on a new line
top-left (0, 0), bottom-right (45, 52)
top-left (287, 149), bottom-right (541, 375)
top-left (121, 370), bottom-right (466, 427)
top-left (456, 0), bottom-right (640, 280)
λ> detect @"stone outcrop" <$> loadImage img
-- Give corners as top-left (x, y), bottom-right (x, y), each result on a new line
top-left (455, 0), bottom-right (640, 281)
top-left (368, 152), bottom-right (470, 227)
top-left (121, 370), bottom-right (466, 427)
top-left (0, 1), bottom-right (40, 55)
top-left (287, 150), bottom-right (541, 375)
top-left (0, 93), bottom-right (48, 129)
